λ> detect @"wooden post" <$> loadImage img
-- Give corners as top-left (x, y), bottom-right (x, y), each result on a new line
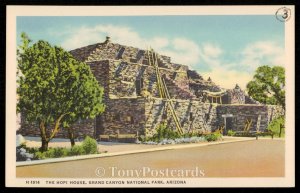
top-left (223, 117), bottom-right (227, 134)
top-left (136, 129), bottom-right (139, 142)
top-left (279, 123), bottom-right (283, 138)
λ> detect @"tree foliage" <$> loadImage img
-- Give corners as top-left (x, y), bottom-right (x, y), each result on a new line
top-left (246, 65), bottom-right (285, 109)
top-left (17, 32), bottom-right (105, 151)
top-left (267, 116), bottom-right (285, 138)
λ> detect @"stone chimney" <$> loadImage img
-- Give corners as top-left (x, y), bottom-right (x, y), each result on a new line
top-left (104, 36), bottom-right (111, 44)
top-left (234, 84), bottom-right (241, 90)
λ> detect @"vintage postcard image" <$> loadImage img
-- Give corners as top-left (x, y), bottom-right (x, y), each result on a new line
top-left (6, 6), bottom-right (295, 187)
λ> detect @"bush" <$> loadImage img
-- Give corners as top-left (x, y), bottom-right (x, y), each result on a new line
top-left (152, 123), bottom-right (181, 141)
top-left (183, 132), bottom-right (199, 138)
top-left (17, 136), bottom-right (100, 161)
top-left (33, 141), bottom-right (97, 160)
top-left (16, 146), bottom-right (34, 161)
top-left (34, 151), bottom-right (46, 160)
top-left (267, 116), bottom-right (285, 137)
top-left (35, 147), bottom-right (69, 159)
top-left (227, 130), bottom-right (236, 136)
top-left (204, 133), bottom-right (222, 142)
top-left (51, 147), bottom-right (68, 158)
top-left (81, 136), bottom-right (98, 154)
top-left (69, 145), bottom-right (85, 156)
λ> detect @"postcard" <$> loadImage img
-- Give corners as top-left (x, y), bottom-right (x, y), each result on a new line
top-left (6, 5), bottom-right (295, 187)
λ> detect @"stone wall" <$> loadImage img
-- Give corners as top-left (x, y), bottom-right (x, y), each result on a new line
top-left (17, 117), bottom-right (96, 138)
top-left (144, 98), bottom-right (219, 137)
top-left (95, 97), bottom-right (222, 138)
top-left (226, 86), bottom-right (246, 104)
top-left (102, 59), bottom-right (195, 99)
top-left (70, 43), bottom-right (101, 62)
top-left (216, 104), bottom-right (284, 132)
top-left (88, 60), bottom-right (110, 101)
top-left (70, 41), bottom-right (221, 101)
top-left (108, 60), bottom-right (141, 98)
top-left (96, 98), bottom-right (146, 136)
top-left (188, 74), bottom-right (222, 100)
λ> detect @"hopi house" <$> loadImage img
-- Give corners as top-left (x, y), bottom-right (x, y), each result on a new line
top-left (18, 37), bottom-right (284, 140)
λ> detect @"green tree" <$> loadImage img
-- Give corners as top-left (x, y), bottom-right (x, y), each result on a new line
top-left (17, 33), bottom-right (105, 151)
top-left (246, 65), bottom-right (285, 109)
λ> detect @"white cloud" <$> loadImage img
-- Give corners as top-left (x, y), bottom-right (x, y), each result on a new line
top-left (201, 66), bottom-right (253, 90)
top-left (198, 44), bottom-right (252, 90)
top-left (157, 38), bottom-right (201, 67)
top-left (240, 41), bottom-right (285, 71)
top-left (150, 37), bottom-right (169, 50)
top-left (198, 43), bottom-right (223, 68)
top-left (60, 25), bottom-right (201, 68)
top-left (202, 43), bottom-right (223, 58)
top-left (199, 41), bottom-right (285, 90)
top-left (61, 25), bottom-right (145, 50)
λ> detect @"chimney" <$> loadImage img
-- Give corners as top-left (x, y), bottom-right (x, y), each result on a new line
top-left (234, 84), bottom-right (241, 90)
top-left (104, 36), bottom-right (111, 44)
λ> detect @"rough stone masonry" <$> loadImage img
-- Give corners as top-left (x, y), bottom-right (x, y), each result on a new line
top-left (17, 37), bottom-right (284, 140)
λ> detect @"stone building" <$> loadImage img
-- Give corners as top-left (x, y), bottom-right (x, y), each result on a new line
top-left (18, 37), bottom-right (284, 139)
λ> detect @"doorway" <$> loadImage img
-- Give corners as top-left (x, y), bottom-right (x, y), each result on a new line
top-left (225, 117), bottom-right (233, 133)
top-left (135, 78), bottom-right (143, 96)
top-left (96, 115), bottom-right (105, 136)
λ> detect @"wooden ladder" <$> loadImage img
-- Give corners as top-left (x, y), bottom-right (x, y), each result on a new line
top-left (147, 48), bottom-right (184, 135)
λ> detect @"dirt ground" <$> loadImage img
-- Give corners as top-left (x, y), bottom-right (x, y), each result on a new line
top-left (17, 139), bottom-right (284, 178)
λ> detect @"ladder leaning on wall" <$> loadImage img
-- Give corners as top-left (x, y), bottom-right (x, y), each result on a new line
top-left (146, 48), bottom-right (184, 135)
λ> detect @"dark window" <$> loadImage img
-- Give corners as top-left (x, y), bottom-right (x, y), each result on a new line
top-left (189, 112), bottom-right (193, 121)
top-left (162, 113), bottom-right (168, 120)
top-left (127, 116), bottom-right (134, 124)
top-left (205, 113), bottom-right (210, 122)
top-left (115, 113), bottom-right (121, 121)
top-left (135, 78), bottom-right (143, 96)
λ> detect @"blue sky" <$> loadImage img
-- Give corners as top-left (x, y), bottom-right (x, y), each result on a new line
top-left (17, 16), bottom-right (285, 89)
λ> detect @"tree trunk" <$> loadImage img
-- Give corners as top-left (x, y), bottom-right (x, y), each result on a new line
top-left (39, 121), bottom-right (49, 152)
top-left (41, 139), bottom-right (49, 152)
top-left (39, 114), bottom-right (68, 151)
top-left (68, 128), bottom-right (75, 147)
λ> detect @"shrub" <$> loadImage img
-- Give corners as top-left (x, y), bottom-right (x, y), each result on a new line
top-left (227, 130), bottom-right (236, 136)
top-left (17, 136), bottom-right (100, 161)
top-left (183, 132), bottom-right (199, 138)
top-left (204, 133), bottom-right (222, 142)
top-left (34, 151), bottom-right (46, 160)
top-left (267, 116), bottom-right (285, 137)
top-left (41, 147), bottom-right (68, 158)
top-left (81, 136), bottom-right (98, 154)
top-left (69, 145), bottom-right (85, 156)
top-left (16, 146), bottom-right (34, 161)
top-left (148, 123), bottom-right (181, 142)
